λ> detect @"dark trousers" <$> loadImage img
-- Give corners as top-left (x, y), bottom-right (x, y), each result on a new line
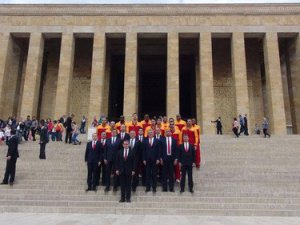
top-left (146, 160), bottom-right (157, 190)
top-left (31, 128), bottom-right (37, 141)
top-left (239, 125), bottom-right (245, 135)
top-left (232, 127), bottom-right (239, 137)
top-left (39, 143), bottom-right (46, 159)
top-left (3, 159), bottom-right (17, 183)
top-left (105, 162), bottom-right (113, 188)
top-left (162, 159), bottom-right (174, 191)
top-left (217, 127), bottom-right (222, 135)
top-left (244, 126), bottom-right (249, 136)
top-left (120, 173), bottom-right (132, 201)
top-left (96, 162), bottom-right (106, 186)
top-left (65, 130), bottom-right (72, 144)
top-left (80, 123), bottom-right (86, 134)
top-left (87, 162), bottom-right (98, 189)
top-left (180, 165), bottom-right (193, 191)
top-left (263, 128), bottom-right (270, 138)
top-left (132, 161), bottom-right (140, 190)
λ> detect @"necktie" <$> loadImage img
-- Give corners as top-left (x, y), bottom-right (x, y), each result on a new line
top-left (139, 136), bottom-right (142, 142)
top-left (167, 138), bottom-right (171, 155)
top-left (150, 138), bottom-right (152, 147)
top-left (185, 143), bottom-right (188, 152)
top-left (92, 141), bottom-right (96, 150)
top-left (130, 139), bottom-right (133, 149)
top-left (124, 149), bottom-right (128, 160)
top-left (112, 137), bottom-right (115, 144)
top-left (121, 133), bottom-right (124, 140)
top-left (102, 139), bottom-right (105, 146)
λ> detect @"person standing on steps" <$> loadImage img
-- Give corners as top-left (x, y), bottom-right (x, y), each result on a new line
top-left (65, 114), bottom-right (74, 144)
top-left (115, 140), bottom-right (136, 203)
top-left (85, 133), bottom-right (102, 192)
top-left (262, 117), bottom-right (271, 138)
top-left (178, 134), bottom-right (195, 193)
top-left (39, 119), bottom-right (49, 160)
top-left (1, 129), bottom-right (19, 186)
top-left (211, 117), bottom-right (223, 135)
top-left (232, 118), bottom-right (239, 138)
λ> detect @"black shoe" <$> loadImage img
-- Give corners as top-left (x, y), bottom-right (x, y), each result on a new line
top-left (85, 188), bottom-right (92, 192)
top-left (145, 188), bottom-right (150, 192)
top-left (104, 187), bottom-right (110, 192)
top-left (113, 187), bottom-right (118, 192)
top-left (92, 187), bottom-right (97, 192)
top-left (126, 199), bottom-right (131, 203)
top-left (180, 189), bottom-right (184, 193)
top-left (119, 199), bottom-right (125, 203)
top-left (189, 189), bottom-right (194, 193)
top-left (0, 182), bottom-right (8, 185)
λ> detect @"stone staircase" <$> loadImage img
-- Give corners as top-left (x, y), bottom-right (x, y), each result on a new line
top-left (0, 134), bottom-right (300, 216)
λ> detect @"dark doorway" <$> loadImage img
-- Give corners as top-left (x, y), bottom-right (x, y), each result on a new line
top-left (138, 36), bottom-right (167, 118)
top-left (107, 37), bottom-right (125, 121)
top-left (179, 37), bottom-right (197, 120)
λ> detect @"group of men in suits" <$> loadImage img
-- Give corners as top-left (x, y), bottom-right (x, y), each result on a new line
top-left (85, 113), bottom-right (199, 202)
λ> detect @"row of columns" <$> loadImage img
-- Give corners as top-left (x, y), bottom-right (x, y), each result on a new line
top-left (0, 31), bottom-right (297, 134)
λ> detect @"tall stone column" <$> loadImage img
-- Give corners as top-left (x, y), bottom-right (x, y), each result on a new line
top-left (88, 33), bottom-right (106, 124)
top-left (20, 33), bottom-right (44, 118)
top-left (0, 33), bottom-right (11, 118)
top-left (263, 32), bottom-right (286, 134)
top-left (290, 34), bottom-right (300, 134)
top-left (231, 32), bottom-right (251, 133)
top-left (123, 32), bottom-right (138, 120)
top-left (167, 32), bottom-right (179, 118)
top-left (54, 33), bottom-right (75, 119)
top-left (199, 32), bottom-right (215, 134)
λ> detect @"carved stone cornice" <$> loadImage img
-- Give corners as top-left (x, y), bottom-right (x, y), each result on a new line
top-left (0, 4), bottom-right (300, 16)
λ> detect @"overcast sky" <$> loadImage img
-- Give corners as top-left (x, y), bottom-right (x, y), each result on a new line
top-left (1, 0), bottom-right (300, 4)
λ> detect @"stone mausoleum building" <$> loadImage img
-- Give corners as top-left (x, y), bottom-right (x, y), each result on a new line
top-left (0, 3), bottom-right (299, 134)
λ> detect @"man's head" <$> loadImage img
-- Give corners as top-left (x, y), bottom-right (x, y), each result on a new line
top-left (130, 130), bottom-right (136, 139)
top-left (120, 115), bottom-right (125, 122)
top-left (111, 129), bottom-right (117, 137)
top-left (92, 133), bottom-right (98, 141)
top-left (138, 128), bottom-right (143, 136)
top-left (163, 116), bottom-right (168, 123)
top-left (110, 121), bottom-right (116, 128)
top-left (144, 114), bottom-right (150, 121)
top-left (102, 117), bottom-right (107, 125)
top-left (169, 117), bottom-right (174, 124)
top-left (151, 119), bottom-right (156, 127)
top-left (192, 118), bottom-right (196, 125)
top-left (165, 129), bottom-right (171, 137)
top-left (101, 131), bottom-right (106, 139)
top-left (120, 124), bottom-right (126, 133)
top-left (148, 129), bottom-right (154, 138)
top-left (132, 113), bottom-right (138, 121)
top-left (183, 134), bottom-right (189, 142)
top-left (176, 114), bottom-right (181, 121)
top-left (155, 127), bottom-right (161, 136)
top-left (123, 140), bottom-right (129, 149)
top-left (187, 119), bottom-right (192, 127)
top-left (157, 118), bottom-right (162, 125)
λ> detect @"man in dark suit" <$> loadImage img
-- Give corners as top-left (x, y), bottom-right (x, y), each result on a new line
top-left (115, 140), bottom-right (135, 203)
top-left (154, 127), bottom-right (164, 183)
top-left (39, 119), bottom-right (48, 160)
top-left (85, 133), bottom-right (102, 191)
top-left (104, 129), bottom-right (121, 192)
top-left (1, 129), bottom-right (19, 186)
top-left (129, 130), bottom-right (142, 192)
top-left (178, 134), bottom-right (195, 193)
top-left (161, 129), bottom-right (178, 192)
top-left (143, 129), bottom-right (161, 193)
top-left (98, 131), bottom-right (109, 186)
top-left (65, 114), bottom-right (74, 144)
top-left (137, 127), bottom-right (146, 186)
top-left (117, 124), bottom-right (130, 144)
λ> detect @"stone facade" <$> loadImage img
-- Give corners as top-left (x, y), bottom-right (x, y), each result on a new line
top-left (0, 4), bottom-right (299, 134)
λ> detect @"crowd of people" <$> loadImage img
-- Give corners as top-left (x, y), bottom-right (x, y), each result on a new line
top-left (85, 113), bottom-right (201, 202)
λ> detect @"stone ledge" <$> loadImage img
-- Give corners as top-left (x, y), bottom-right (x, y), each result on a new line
top-left (0, 4), bottom-right (300, 16)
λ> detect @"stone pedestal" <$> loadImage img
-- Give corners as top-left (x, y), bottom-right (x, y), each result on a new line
top-left (88, 33), bottom-right (106, 124)
top-left (263, 32), bottom-right (287, 134)
top-left (54, 33), bottom-right (75, 119)
top-left (199, 32), bottom-right (215, 134)
top-left (167, 32), bottom-right (179, 119)
top-left (123, 32), bottom-right (138, 120)
top-left (20, 33), bottom-right (44, 118)
top-left (231, 32), bottom-right (251, 133)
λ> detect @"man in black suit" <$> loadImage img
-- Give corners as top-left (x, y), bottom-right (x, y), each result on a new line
top-left (137, 128), bottom-right (146, 186)
top-left (1, 129), bottom-right (19, 186)
top-left (143, 129), bottom-right (161, 193)
top-left (178, 134), bottom-right (195, 193)
top-left (85, 133), bottom-right (102, 191)
top-left (129, 130), bottom-right (142, 192)
top-left (115, 140), bottom-right (135, 203)
top-left (98, 131), bottom-right (109, 186)
top-left (39, 119), bottom-right (48, 160)
top-left (154, 127), bottom-right (164, 183)
top-left (117, 124), bottom-right (130, 144)
top-left (104, 129), bottom-right (121, 192)
top-left (161, 129), bottom-right (178, 192)
top-left (65, 114), bottom-right (74, 144)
